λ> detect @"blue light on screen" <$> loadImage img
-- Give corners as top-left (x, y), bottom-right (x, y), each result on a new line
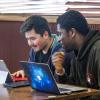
top-left (27, 64), bottom-right (55, 91)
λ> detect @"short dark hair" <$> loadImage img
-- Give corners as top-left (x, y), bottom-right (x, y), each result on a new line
top-left (20, 15), bottom-right (51, 37)
top-left (58, 10), bottom-right (89, 36)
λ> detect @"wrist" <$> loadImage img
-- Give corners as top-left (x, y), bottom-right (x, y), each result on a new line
top-left (55, 68), bottom-right (65, 76)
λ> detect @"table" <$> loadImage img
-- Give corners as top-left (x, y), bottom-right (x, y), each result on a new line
top-left (0, 85), bottom-right (100, 100)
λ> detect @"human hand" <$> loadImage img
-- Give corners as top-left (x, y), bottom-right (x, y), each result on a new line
top-left (52, 52), bottom-right (65, 74)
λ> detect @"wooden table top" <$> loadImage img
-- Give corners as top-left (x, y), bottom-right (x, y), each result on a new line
top-left (0, 85), bottom-right (100, 100)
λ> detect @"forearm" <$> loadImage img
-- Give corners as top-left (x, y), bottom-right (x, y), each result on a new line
top-left (54, 71), bottom-right (68, 83)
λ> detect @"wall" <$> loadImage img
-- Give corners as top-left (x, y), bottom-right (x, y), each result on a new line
top-left (0, 21), bottom-right (100, 73)
top-left (0, 21), bottom-right (29, 72)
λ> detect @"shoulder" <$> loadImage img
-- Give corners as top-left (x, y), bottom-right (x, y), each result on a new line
top-left (90, 40), bottom-right (100, 54)
top-left (93, 40), bottom-right (100, 49)
top-left (89, 40), bottom-right (100, 62)
top-left (51, 34), bottom-right (62, 53)
top-left (51, 34), bottom-right (61, 47)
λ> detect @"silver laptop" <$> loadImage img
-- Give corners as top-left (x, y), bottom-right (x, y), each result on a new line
top-left (20, 61), bottom-right (87, 94)
top-left (0, 60), bottom-right (29, 87)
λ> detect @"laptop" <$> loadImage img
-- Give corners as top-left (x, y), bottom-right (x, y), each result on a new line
top-left (0, 60), bottom-right (29, 88)
top-left (20, 61), bottom-right (87, 94)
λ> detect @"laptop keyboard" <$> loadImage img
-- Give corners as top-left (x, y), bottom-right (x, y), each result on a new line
top-left (57, 84), bottom-right (87, 92)
top-left (59, 88), bottom-right (70, 91)
top-left (4, 80), bottom-right (29, 88)
top-left (59, 88), bottom-right (72, 94)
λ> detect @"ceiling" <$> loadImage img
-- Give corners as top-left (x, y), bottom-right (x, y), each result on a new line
top-left (0, 0), bottom-right (99, 15)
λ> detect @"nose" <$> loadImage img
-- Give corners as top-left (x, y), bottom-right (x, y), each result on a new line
top-left (27, 39), bottom-right (33, 47)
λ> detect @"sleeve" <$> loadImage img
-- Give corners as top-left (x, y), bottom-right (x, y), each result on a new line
top-left (94, 48), bottom-right (100, 89)
top-left (87, 47), bottom-right (100, 89)
top-left (54, 57), bottom-right (77, 84)
top-left (87, 48), bottom-right (100, 100)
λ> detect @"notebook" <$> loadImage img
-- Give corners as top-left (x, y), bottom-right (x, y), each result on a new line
top-left (20, 61), bottom-right (87, 94)
top-left (0, 60), bottom-right (29, 88)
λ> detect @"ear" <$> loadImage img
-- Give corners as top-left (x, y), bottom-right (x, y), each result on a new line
top-left (43, 31), bottom-right (49, 39)
top-left (69, 28), bottom-right (76, 38)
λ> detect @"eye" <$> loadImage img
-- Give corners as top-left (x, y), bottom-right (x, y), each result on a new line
top-left (30, 37), bottom-right (36, 40)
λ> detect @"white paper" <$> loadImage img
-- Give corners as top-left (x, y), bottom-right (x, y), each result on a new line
top-left (0, 70), bottom-right (8, 84)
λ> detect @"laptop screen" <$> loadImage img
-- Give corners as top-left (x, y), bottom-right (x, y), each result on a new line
top-left (20, 61), bottom-right (59, 93)
top-left (0, 60), bottom-right (9, 72)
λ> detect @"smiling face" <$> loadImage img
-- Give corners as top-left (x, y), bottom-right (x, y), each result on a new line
top-left (25, 29), bottom-right (48, 52)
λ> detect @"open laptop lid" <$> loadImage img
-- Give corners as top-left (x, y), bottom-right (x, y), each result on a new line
top-left (0, 60), bottom-right (29, 88)
top-left (20, 61), bottom-right (60, 94)
top-left (0, 60), bottom-right (9, 72)
top-left (0, 60), bottom-right (13, 84)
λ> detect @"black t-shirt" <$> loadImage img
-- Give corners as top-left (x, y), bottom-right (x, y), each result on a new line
top-left (35, 48), bottom-right (51, 63)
